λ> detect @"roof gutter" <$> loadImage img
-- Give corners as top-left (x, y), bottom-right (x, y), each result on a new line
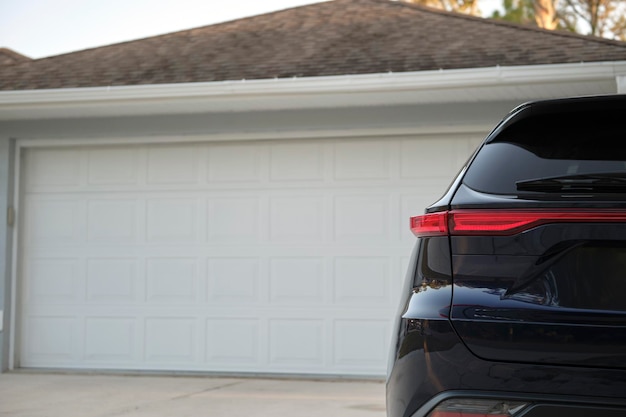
top-left (1, 61), bottom-right (625, 120)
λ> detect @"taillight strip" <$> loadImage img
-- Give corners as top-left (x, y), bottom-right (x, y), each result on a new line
top-left (409, 211), bottom-right (448, 237)
top-left (410, 210), bottom-right (626, 237)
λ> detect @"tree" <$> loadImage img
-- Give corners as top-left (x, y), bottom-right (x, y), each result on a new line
top-left (534, 0), bottom-right (559, 30)
top-left (490, 0), bottom-right (539, 26)
top-left (404, 0), bottom-right (626, 40)
top-left (403, 0), bottom-right (482, 15)
top-left (560, 0), bottom-right (626, 39)
top-left (493, 0), bottom-right (558, 30)
top-left (489, 0), bottom-right (626, 40)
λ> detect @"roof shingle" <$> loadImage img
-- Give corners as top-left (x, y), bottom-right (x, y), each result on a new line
top-left (2, 0), bottom-right (626, 90)
top-left (0, 48), bottom-right (31, 67)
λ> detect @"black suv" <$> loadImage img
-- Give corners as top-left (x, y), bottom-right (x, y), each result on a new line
top-left (386, 95), bottom-right (626, 417)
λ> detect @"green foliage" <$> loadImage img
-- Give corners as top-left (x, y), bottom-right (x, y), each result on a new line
top-left (490, 0), bottom-right (536, 26)
top-left (489, 0), bottom-right (626, 39)
top-left (404, 0), bottom-right (626, 40)
top-left (403, 0), bottom-right (481, 15)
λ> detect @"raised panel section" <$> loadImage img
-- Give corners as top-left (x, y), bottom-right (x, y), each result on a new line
top-left (146, 258), bottom-right (197, 303)
top-left (26, 149), bottom-right (80, 188)
top-left (88, 148), bottom-right (138, 185)
top-left (270, 143), bottom-right (324, 181)
top-left (84, 318), bottom-right (135, 361)
top-left (269, 319), bottom-right (324, 366)
top-left (333, 320), bottom-right (389, 370)
top-left (207, 144), bottom-right (260, 182)
top-left (27, 259), bottom-right (78, 303)
top-left (334, 195), bottom-right (389, 241)
top-left (25, 317), bottom-right (75, 362)
top-left (207, 258), bottom-right (258, 303)
top-left (86, 259), bottom-right (136, 302)
top-left (334, 141), bottom-right (390, 180)
top-left (207, 197), bottom-right (260, 242)
top-left (400, 138), bottom-right (460, 179)
top-left (27, 200), bottom-right (80, 243)
top-left (205, 319), bottom-right (259, 364)
top-left (145, 318), bottom-right (196, 363)
top-left (334, 257), bottom-right (390, 306)
top-left (146, 199), bottom-right (198, 243)
top-left (270, 196), bottom-right (323, 241)
top-left (147, 146), bottom-right (197, 184)
top-left (270, 258), bottom-right (324, 304)
top-left (88, 200), bottom-right (136, 242)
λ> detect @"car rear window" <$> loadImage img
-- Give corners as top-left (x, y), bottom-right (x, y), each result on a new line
top-left (462, 108), bottom-right (626, 195)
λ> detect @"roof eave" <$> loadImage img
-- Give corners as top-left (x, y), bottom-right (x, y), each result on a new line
top-left (1, 61), bottom-right (625, 121)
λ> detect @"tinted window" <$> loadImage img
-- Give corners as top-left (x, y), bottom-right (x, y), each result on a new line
top-left (463, 110), bottom-right (626, 195)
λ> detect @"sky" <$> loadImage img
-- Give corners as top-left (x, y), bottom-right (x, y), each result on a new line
top-left (0, 0), bottom-right (501, 60)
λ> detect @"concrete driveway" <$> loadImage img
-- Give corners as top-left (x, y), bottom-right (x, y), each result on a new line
top-left (0, 372), bottom-right (386, 417)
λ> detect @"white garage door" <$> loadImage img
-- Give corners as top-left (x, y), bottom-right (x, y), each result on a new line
top-left (18, 135), bottom-right (481, 375)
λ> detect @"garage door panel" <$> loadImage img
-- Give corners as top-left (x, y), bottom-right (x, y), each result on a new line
top-left (207, 257), bottom-right (260, 304)
top-left (333, 320), bottom-right (389, 371)
top-left (207, 197), bottom-right (261, 242)
top-left (88, 147), bottom-right (140, 186)
top-left (146, 258), bottom-right (198, 304)
top-left (268, 319), bottom-right (325, 367)
top-left (85, 258), bottom-right (138, 303)
top-left (207, 143), bottom-right (262, 183)
top-left (26, 148), bottom-right (81, 189)
top-left (147, 145), bottom-right (199, 185)
top-left (19, 135), bottom-right (477, 375)
top-left (333, 140), bottom-right (392, 180)
top-left (84, 317), bottom-right (136, 362)
top-left (333, 194), bottom-right (391, 241)
top-left (24, 316), bottom-right (78, 364)
top-left (26, 258), bottom-right (79, 304)
top-left (205, 318), bottom-right (261, 365)
top-left (269, 196), bottom-right (325, 241)
top-left (270, 142), bottom-right (325, 181)
top-left (269, 257), bottom-right (325, 305)
top-left (87, 199), bottom-right (138, 243)
top-left (26, 199), bottom-right (83, 245)
top-left (146, 198), bottom-right (201, 243)
top-left (144, 317), bottom-right (198, 364)
top-left (333, 257), bottom-right (391, 308)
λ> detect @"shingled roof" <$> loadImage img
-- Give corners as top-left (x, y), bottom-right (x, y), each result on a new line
top-left (2, 0), bottom-right (626, 91)
top-left (0, 48), bottom-right (31, 67)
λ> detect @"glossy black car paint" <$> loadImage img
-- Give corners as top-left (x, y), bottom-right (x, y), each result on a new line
top-left (386, 95), bottom-right (626, 417)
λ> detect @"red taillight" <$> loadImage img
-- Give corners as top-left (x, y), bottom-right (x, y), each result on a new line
top-left (410, 211), bottom-right (449, 237)
top-left (411, 209), bottom-right (626, 237)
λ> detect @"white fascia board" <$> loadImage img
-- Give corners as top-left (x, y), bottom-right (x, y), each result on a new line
top-left (1, 61), bottom-right (626, 120)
